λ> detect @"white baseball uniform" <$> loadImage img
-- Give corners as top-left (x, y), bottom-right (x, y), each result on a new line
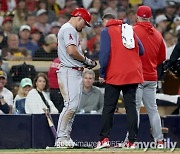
top-left (56, 22), bottom-right (84, 141)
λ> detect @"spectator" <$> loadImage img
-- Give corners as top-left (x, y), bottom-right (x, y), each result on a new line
top-left (127, 8), bottom-right (137, 26)
top-left (0, 56), bottom-right (8, 73)
top-left (0, 70), bottom-right (13, 114)
top-left (59, 0), bottom-right (78, 15)
top-left (129, 0), bottom-right (142, 8)
top-left (163, 31), bottom-right (176, 59)
top-left (47, 0), bottom-right (61, 17)
top-left (48, 58), bottom-right (64, 113)
top-left (13, 78), bottom-right (32, 114)
top-left (117, 7), bottom-right (128, 22)
top-left (50, 21), bottom-right (61, 36)
top-left (165, 1), bottom-right (178, 32)
top-left (103, 0), bottom-right (119, 18)
top-left (34, 9), bottom-right (51, 35)
top-left (77, 69), bottom-right (104, 114)
top-left (164, 31), bottom-right (180, 71)
top-left (30, 27), bottom-right (44, 47)
top-left (85, 8), bottom-right (99, 38)
top-left (34, 34), bottom-right (57, 60)
top-left (18, 25), bottom-right (39, 57)
top-left (155, 14), bottom-right (168, 34)
top-left (57, 13), bottom-right (69, 26)
top-left (0, 17), bottom-right (13, 49)
top-left (87, 41), bottom-right (100, 60)
top-left (173, 16), bottom-right (180, 35)
top-left (119, 0), bottom-right (129, 10)
top-left (25, 72), bottom-right (58, 114)
top-left (0, 0), bottom-right (8, 12)
top-left (13, 0), bottom-right (28, 33)
top-left (143, 0), bottom-right (166, 15)
top-left (7, 0), bottom-right (16, 12)
top-left (89, 0), bottom-right (103, 21)
top-left (87, 21), bottom-right (103, 54)
top-left (36, 0), bottom-right (57, 24)
top-left (26, 13), bottom-right (36, 29)
top-left (26, 0), bottom-right (38, 13)
top-left (1, 33), bottom-right (32, 61)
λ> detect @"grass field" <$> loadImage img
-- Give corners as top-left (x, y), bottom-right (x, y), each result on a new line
top-left (0, 148), bottom-right (179, 154)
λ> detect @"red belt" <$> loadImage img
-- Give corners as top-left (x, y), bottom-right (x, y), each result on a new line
top-left (72, 67), bottom-right (84, 71)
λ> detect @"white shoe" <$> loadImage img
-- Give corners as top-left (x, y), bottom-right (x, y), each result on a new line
top-left (123, 142), bottom-right (136, 149)
top-left (94, 138), bottom-right (110, 149)
top-left (157, 140), bottom-right (164, 149)
top-left (55, 138), bottom-right (75, 148)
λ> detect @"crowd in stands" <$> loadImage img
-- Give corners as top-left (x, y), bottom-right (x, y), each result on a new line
top-left (0, 0), bottom-right (179, 115)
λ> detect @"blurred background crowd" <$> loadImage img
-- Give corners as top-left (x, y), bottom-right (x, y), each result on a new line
top-left (0, 0), bottom-right (179, 115)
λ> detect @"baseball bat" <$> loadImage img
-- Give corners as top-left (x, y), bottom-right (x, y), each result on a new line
top-left (43, 108), bottom-right (57, 139)
top-left (43, 109), bottom-right (93, 149)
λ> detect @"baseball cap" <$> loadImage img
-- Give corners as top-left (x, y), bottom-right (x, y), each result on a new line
top-left (166, 1), bottom-right (176, 7)
top-left (102, 13), bottom-right (116, 20)
top-left (137, 5), bottom-right (152, 18)
top-left (45, 34), bottom-right (57, 44)
top-left (174, 16), bottom-right (180, 22)
top-left (2, 17), bottom-right (12, 25)
top-left (89, 8), bottom-right (98, 14)
top-left (19, 25), bottom-right (31, 32)
top-left (0, 70), bottom-right (7, 79)
top-left (20, 78), bottom-right (32, 88)
top-left (50, 21), bottom-right (61, 29)
top-left (31, 27), bottom-right (42, 34)
top-left (37, 9), bottom-right (48, 16)
top-left (155, 14), bottom-right (167, 24)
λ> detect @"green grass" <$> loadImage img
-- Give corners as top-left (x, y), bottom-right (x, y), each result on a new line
top-left (0, 148), bottom-right (179, 152)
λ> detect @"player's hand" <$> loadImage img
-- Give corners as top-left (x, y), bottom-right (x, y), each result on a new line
top-left (83, 57), bottom-right (97, 69)
top-left (99, 77), bottom-right (105, 83)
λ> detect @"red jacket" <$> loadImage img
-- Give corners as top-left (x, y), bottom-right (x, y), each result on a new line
top-left (104, 20), bottom-right (144, 85)
top-left (134, 22), bottom-right (166, 81)
top-left (48, 58), bottom-right (61, 89)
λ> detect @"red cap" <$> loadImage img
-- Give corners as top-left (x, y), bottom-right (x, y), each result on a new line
top-left (31, 27), bottom-right (42, 34)
top-left (2, 17), bottom-right (12, 25)
top-left (137, 5), bottom-right (152, 18)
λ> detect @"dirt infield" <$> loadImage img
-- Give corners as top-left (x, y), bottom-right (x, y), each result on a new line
top-left (0, 149), bottom-right (180, 154)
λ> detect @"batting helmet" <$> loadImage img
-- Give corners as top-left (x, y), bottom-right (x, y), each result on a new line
top-left (71, 8), bottom-right (91, 27)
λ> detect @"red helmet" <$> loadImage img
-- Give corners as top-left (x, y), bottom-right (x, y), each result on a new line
top-left (71, 8), bottom-right (91, 27)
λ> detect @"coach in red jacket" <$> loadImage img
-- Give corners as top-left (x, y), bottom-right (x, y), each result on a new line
top-left (133, 6), bottom-right (166, 148)
top-left (95, 14), bottom-right (144, 149)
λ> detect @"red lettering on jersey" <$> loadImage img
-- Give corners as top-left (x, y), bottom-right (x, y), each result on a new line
top-left (69, 34), bottom-right (73, 40)
top-left (78, 40), bottom-right (81, 46)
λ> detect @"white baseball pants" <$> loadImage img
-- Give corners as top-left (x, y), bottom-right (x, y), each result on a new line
top-left (56, 67), bottom-right (83, 140)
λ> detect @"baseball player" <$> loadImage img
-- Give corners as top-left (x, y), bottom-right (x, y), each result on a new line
top-left (95, 13), bottom-right (144, 149)
top-left (122, 6), bottom-right (166, 148)
top-left (55, 8), bottom-right (97, 148)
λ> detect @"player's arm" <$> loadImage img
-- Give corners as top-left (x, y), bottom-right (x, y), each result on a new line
top-left (99, 28), bottom-right (111, 78)
top-left (67, 45), bottom-right (97, 68)
top-left (136, 34), bottom-right (144, 56)
top-left (67, 45), bottom-right (85, 62)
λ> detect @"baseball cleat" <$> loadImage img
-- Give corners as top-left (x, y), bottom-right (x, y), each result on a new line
top-left (54, 138), bottom-right (75, 148)
top-left (94, 138), bottom-right (110, 149)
